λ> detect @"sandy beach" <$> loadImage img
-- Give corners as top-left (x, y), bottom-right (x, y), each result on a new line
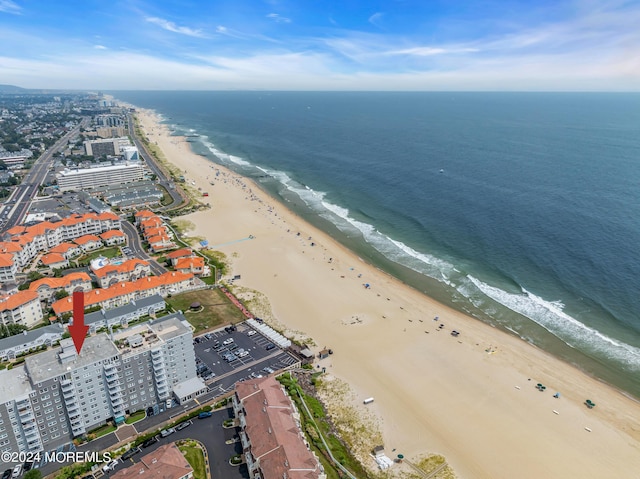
top-left (135, 107), bottom-right (640, 478)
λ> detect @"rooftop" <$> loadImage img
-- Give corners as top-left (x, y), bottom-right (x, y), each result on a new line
top-left (0, 365), bottom-right (33, 403)
top-left (25, 334), bottom-right (119, 383)
top-left (0, 324), bottom-right (63, 351)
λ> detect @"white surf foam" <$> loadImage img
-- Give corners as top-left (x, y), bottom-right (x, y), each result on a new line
top-left (189, 138), bottom-right (640, 372)
top-left (468, 276), bottom-right (640, 370)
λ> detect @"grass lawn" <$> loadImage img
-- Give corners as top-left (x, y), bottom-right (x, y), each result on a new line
top-left (166, 288), bottom-right (247, 333)
top-left (178, 443), bottom-right (206, 479)
top-left (125, 410), bottom-right (146, 424)
top-left (90, 423), bottom-right (116, 438)
top-left (77, 247), bottom-right (121, 264)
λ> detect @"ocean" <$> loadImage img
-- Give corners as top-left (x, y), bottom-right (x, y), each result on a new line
top-left (110, 91), bottom-right (640, 399)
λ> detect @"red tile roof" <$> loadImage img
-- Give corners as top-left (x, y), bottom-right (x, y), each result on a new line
top-left (40, 253), bottom-right (67, 265)
top-left (73, 234), bottom-right (102, 245)
top-left (29, 272), bottom-right (92, 292)
top-left (0, 290), bottom-right (39, 311)
top-left (111, 444), bottom-right (192, 479)
top-left (100, 229), bottom-right (125, 239)
top-left (0, 253), bottom-right (14, 267)
top-left (51, 271), bottom-right (194, 315)
top-left (175, 257), bottom-right (204, 271)
top-left (134, 210), bottom-right (156, 219)
top-left (166, 248), bottom-right (192, 259)
top-left (236, 377), bottom-right (321, 479)
top-left (49, 242), bottom-right (78, 254)
top-left (94, 259), bottom-right (150, 278)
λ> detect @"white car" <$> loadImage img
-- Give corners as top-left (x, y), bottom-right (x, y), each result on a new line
top-left (237, 350), bottom-right (249, 358)
top-left (222, 338), bottom-right (234, 345)
top-left (247, 330), bottom-right (256, 336)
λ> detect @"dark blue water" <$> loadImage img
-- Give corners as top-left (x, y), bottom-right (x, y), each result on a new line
top-left (112, 91), bottom-right (640, 397)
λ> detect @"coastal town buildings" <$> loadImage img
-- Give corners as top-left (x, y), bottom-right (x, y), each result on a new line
top-left (0, 313), bottom-right (202, 455)
top-left (233, 376), bottom-right (325, 479)
top-left (0, 290), bottom-right (44, 327)
top-left (51, 271), bottom-right (199, 316)
top-left (0, 212), bottom-right (121, 281)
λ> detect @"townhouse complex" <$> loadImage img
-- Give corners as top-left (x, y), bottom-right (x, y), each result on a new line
top-left (233, 376), bottom-right (326, 479)
top-left (0, 313), bottom-right (205, 455)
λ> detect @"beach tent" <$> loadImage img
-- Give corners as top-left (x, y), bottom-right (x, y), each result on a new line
top-left (200, 240), bottom-right (209, 247)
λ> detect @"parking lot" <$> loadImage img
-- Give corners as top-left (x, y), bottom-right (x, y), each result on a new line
top-left (193, 322), bottom-right (299, 396)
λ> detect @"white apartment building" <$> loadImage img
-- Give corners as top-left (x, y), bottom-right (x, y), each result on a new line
top-left (56, 163), bottom-right (144, 192)
top-left (0, 313), bottom-right (201, 462)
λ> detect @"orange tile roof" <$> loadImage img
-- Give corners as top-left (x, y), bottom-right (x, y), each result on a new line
top-left (73, 234), bottom-right (102, 245)
top-left (144, 227), bottom-right (167, 238)
top-left (94, 259), bottom-right (149, 278)
top-left (6, 226), bottom-right (26, 236)
top-left (166, 248), bottom-right (192, 259)
top-left (175, 257), bottom-right (204, 270)
top-left (100, 229), bottom-right (125, 239)
top-left (141, 218), bottom-right (164, 230)
top-left (25, 221), bottom-right (57, 237)
top-left (49, 242), bottom-right (78, 254)
top-left (0, 290), bottom-right (39, 311)
top-left (0, 253), bottom-right (14, 267)
top-left (52, 271), bottom-right (194, 315)
top-left (41, 253), bottom-right (67, 265)
top-left (97, 212), bottom-right (119, 221)
top-left (29, 272), bottom-right (91, 291)
top-left (0, 242), bottom-right (23, 253)
top-left (134, 210), bottom-right (156, 218)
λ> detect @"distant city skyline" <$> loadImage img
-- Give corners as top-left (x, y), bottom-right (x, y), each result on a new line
top-left (0, 0), bottom-right (638, 91)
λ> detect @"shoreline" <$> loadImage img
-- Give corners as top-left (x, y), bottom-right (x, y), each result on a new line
top-left (130, 104), bottom-right (640, 479)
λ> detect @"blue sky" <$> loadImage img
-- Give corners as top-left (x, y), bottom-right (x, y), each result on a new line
top-left (0, 0), bottom-right (638, 90)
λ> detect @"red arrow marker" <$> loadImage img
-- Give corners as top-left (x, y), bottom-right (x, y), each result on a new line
top-left (69, 291), bottom-right (89, 354)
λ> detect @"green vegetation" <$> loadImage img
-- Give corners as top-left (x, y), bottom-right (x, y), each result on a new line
top-left (166, 289), bottom-right (246, 333)
top-left (23, 470), bottom-right (41, 479)
top-left (178, 441), bottom-right (207, 479)
top-left (88, 423), bottom-right (116, 438)
top-left (277, 374), bottom-right (370, 479)
top-left (76, 246), bottom-right (121, 265)
top-left (125, 410), bottom-right (146, 424)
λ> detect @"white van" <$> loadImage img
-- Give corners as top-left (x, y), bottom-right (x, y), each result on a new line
top-left (363, 397), bottom-right (374, 404)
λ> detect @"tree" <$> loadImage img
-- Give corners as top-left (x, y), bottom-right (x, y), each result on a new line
top-left (27, 271), bottom-right (44, 282)
top-left (24, 469), bottom-right (42, 479)
top-left (54, 290), bottom-right (69, 300)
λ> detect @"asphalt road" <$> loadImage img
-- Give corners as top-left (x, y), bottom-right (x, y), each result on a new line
top-left (0, 118), bottom-right (89, 233)
top-left (126, 113), bottom-right (185, 211)
top-left (120, 220), bottom-right (167, 275)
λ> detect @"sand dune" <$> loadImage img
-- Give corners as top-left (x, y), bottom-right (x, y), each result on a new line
top-left (135, 108), bottom-right (640, 479)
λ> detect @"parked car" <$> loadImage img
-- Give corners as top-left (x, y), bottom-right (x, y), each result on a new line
top-left (176, 421), bottom-right (191, 431)
top-left (142, 436), bottom-right (158, 448)
top-left (198, 411), bottom-right (212, 419)
top-left (160, 428), bottom-right (175, 438)
top-left (121, 447), bottom-right (140, 460)
top-left (237, 350), bottom-right (249, 358)
top-left (2, 469), bottom-right (13, 479)
top-left (265, 343), bottom-right (275, 350)
top-left (102, 460), bottom-right (118, 473)
top-left (222, 338), bottom-right (234, 345)
top-left (11, 465), bottom-right (22, 479)
top-left (247, 330), bottom-right (256, 336)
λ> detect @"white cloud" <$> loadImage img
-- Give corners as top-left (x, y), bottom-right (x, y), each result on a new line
top-left (0, 0), bottom-right (21, 14)
top-left (368, 12), bottom-right (384, 28)
top-left (266, 13), bottom-right (291, 23)
top-left (145, 16), bottom-right (208, 38)
top-left (94, 45), bottom-right (108, 50)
